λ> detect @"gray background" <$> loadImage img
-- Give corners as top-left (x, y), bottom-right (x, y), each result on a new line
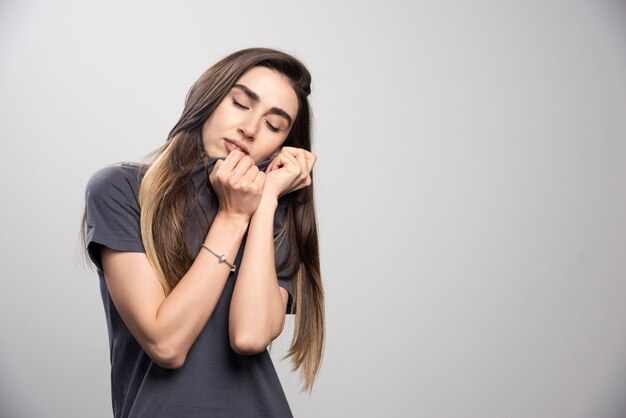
top-left (1, 0), bottom-right (625, 417)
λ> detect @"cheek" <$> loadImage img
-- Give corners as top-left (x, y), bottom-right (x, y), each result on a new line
top-left (200, 118), bottom-right (213, 137)
top-left (255, 138), bottom-right (276, 156)
top-left (267, 138), bottom-right (287, 155)
top-left (209, 102), bottom-right (235, 127)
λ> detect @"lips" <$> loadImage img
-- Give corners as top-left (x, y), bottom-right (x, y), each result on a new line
top-left (224, 138), bottom-right (249, 154)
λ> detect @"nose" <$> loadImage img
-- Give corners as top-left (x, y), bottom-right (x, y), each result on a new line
top-left (237, 114), bottom-right (259, 140)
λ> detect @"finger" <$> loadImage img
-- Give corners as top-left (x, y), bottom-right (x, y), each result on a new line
top-left (280, 149), bottom-right (314, 189)
top-left (218, 149), bottom-right (245, 177)
top-left (281, 146), bottom-right (316, 174)
top-left (279, 146), bottom-right (301, 158)
top-left (267, 151), bottom-right (289, 172)
top-left (305, 152), bottom-right (317, 172)
top-left (294, 149), bottom-right (309, 176)
top-left (265, 150), bottom-right (281, 173)
top-left (241, 163), bottom-right (260, 186)
top-left (252, 170), bottom-right (266, 189)
top-left (266, 152), bottom-right (283, 173)
top-left (210, 158), bottom-right (225, 183)
top-left (231, 153), bottom-right (254, 181)
top-left (277, 149), bottom-right (300, 172)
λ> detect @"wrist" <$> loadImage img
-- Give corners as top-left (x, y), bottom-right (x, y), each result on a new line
top-left (214, 210), bottom-right (251, 229)
top-left (259, 193), bottom-right (279, 210)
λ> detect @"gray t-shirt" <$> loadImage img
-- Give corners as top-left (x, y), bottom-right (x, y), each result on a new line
top-left (84, 154), bottom-right (296, 418)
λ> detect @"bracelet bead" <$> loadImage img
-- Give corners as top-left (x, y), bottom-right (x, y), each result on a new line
top-left (201, 244), bottom-right (236, 272)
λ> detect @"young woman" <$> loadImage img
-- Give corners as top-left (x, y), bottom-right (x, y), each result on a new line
top-left (79, 47), bottom-right (325, 417)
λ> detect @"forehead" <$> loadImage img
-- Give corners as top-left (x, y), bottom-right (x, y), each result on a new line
top-left (234, 66), bottom-right (298, 118)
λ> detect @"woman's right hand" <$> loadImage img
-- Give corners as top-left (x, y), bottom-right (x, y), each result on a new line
top-left (208, 150), bottom-right (266, 221)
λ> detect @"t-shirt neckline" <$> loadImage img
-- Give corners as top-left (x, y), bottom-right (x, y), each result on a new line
top-left (197, 152), bottom-right (274, 173)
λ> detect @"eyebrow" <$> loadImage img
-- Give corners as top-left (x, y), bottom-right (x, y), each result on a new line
top-left (232, 83), bottom-right (293, 127)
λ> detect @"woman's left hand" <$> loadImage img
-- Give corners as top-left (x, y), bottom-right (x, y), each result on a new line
top-left (263, 146), bottom-right (317, 200)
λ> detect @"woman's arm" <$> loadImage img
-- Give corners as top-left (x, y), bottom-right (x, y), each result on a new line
top-left (228, 146), bottom-right (316, 354)
top-left (228, 194), bottom-right (288, 355)
top-left (99, 150), bottom-right (267, 367)
top-left (101, 211), bottom-right (249, 369)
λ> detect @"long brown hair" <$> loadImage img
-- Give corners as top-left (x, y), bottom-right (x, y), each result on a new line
top-left (78, 47), bottom-right (324, 392)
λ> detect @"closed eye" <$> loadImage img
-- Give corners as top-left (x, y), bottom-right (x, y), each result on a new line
top-left (266, 120), bottom-right (281, 133)
top-left (232, 99), bottom-right (249, 110)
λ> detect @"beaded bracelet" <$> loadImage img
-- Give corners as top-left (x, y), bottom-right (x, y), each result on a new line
top-left (201, 244), bottom-right (236, 272)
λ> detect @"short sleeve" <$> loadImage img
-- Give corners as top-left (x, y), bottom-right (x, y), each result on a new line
top-left (273, 198), bottom-right (297, 314)
top-left (84, 165), bottom-right (145, 272)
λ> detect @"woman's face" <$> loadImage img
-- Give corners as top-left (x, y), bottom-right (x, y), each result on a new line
top-left (201, 66), bottom-right (299, 164)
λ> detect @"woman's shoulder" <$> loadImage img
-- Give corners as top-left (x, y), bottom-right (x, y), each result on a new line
top-left (86, 162), bottom-right (145, 202)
